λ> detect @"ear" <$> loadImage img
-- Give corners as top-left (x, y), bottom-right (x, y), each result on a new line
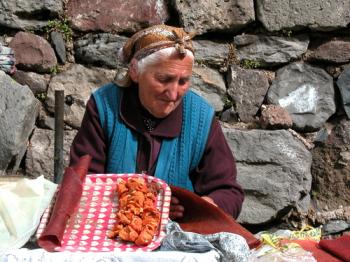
top-left (129, 58), bottom-right (138, 83)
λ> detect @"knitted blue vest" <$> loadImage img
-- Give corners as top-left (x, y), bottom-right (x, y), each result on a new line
top-left (93, 83), bottom-right (214, 191)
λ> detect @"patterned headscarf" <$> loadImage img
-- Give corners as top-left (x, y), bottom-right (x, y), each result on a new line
top-left (115, 24), bottom-right (195, 87)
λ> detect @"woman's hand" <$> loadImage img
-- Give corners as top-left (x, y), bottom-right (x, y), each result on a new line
top-left (169, 196), bottom-right (185, 220)
top-left (169, 195), bottom-right (217, 220)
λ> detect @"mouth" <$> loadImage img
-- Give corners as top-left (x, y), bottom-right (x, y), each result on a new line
top-left (159, 99), bottom-right (176, 105)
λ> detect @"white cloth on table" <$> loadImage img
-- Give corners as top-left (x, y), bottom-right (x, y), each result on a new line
top-left (0, 249), bottom-right (220, 262)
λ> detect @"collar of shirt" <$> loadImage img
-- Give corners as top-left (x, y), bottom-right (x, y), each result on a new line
top-left (119, 85), bottom-right (182, 138)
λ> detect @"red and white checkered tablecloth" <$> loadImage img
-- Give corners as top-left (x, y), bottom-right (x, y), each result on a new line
top-left (36, 173), bottom-right (171, 252)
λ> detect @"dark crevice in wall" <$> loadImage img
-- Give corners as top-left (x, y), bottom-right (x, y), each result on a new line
top-left (15, 9), bottom-right (58, 21)
top-left (165, 0), bottom-right (181, 27)
top-left (0, 25), bottom-right (18, 36)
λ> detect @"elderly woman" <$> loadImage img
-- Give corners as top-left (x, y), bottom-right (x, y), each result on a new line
top-left (69, 24), bottom-right (244, 220)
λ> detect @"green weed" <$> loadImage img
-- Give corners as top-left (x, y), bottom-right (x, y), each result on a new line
top-left (45, 18), bottom-right (73, 41)
top-left (240, 59), bottom-right (263, 69)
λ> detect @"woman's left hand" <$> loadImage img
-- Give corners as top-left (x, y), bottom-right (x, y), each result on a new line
top-left (169, 196), bottom-right (185, 220)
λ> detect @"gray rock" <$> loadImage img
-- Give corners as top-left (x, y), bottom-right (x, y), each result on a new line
top-left (50, 31), bottom-right (66, 64)
top-left (11, 70), bottom-right (50, 95)
top-left (74, 33), bottom-right (128, 69)
top-left (222, 128), bottom-right (312, 224)
top-left (323, 220), bottom-right (350, 235)
top-left (296, 194), bottom-right (311, 214)
top-left (234, 34), bottom-right (309, 66)
top-left (227, 65), bottom-right (270, 123)
top-left (173, 0), bottom-right (255, 35)
top-left (46, 64), bottom-right (117, 129)
top-left (9, 32), bottom-right (57, 73)
top-left (308, 38), bottom-right (350, 64)
top-left (267, 62), bottom-right (336, 131)
top-left (336, 65), bottom-right (350, 119)
top-left (256, 0), bottom-right (350, 32)
top-left (66, 0), bottom-right (168, 33)
top-left (37, 106), bottom-right (55, 130)
top-left (314, 128), bottom-right (329, 144)
top-left (0, 71), bottom-right (40, 173)
top-left (193, 40), bottom-right (229, 69)
top-left (221, 107), bottom-right (239, 123)
top-left (0, 0), bottom-right (63, 30)
top-left (25, 128), bottom-right (77, 181)
top-left (191, 66), bottom-right (226, 112)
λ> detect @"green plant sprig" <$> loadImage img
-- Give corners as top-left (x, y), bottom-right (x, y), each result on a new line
top-left (240, 59), bottom-right (263, 69)
top-left (45, 18), bottom-right (73, 41)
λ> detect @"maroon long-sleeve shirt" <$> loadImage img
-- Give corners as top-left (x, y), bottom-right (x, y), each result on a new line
top-left (70, 86), bottom-right (244, 218)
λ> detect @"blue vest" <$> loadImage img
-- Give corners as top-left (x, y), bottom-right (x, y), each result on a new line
top-left (93, 83), bottom-right (214, 191)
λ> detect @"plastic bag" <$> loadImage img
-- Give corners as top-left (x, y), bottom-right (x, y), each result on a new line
top-left (0, 176), bottom-right (57, 252)
top-left (249, 245), bottom-right (317, 262)
top-left (249, 226), bottom-right (322, 262)
top-left (0, 45), bottom-right (16, 74)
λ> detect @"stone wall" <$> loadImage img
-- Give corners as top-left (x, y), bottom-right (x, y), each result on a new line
top-left (0, 0), bottom-right (349, 228)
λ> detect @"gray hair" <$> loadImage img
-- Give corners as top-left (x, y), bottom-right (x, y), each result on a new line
top-left (136, 47), bottom-right (194, 74)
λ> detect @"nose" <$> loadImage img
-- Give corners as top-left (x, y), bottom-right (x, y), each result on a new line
top-left (165, 82), bottom-right (179, 101)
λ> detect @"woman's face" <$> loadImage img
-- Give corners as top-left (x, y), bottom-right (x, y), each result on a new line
top-left (130, 54), bottom-right (193, 118)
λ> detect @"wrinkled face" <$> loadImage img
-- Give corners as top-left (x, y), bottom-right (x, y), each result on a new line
top-left (129, 54), bottom-right (193, 118)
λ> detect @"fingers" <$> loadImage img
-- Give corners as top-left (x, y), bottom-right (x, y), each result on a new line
top-left (170, 196), bottom-right (180, 205)
top-left (169, 205), bottom-right (184, 220)
top-left (169, 196), bottom-right (184, 220)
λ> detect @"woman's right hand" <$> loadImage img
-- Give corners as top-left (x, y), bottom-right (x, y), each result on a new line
top-left (169, 196), bottom-right (184, 220)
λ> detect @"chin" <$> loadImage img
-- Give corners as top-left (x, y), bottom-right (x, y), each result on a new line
top-left (150, 104), bottom-right (173, 117)
top-left (153, 112), bottom-right (170, 118)
top-left (152, 108), bottom-right (174, 118)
